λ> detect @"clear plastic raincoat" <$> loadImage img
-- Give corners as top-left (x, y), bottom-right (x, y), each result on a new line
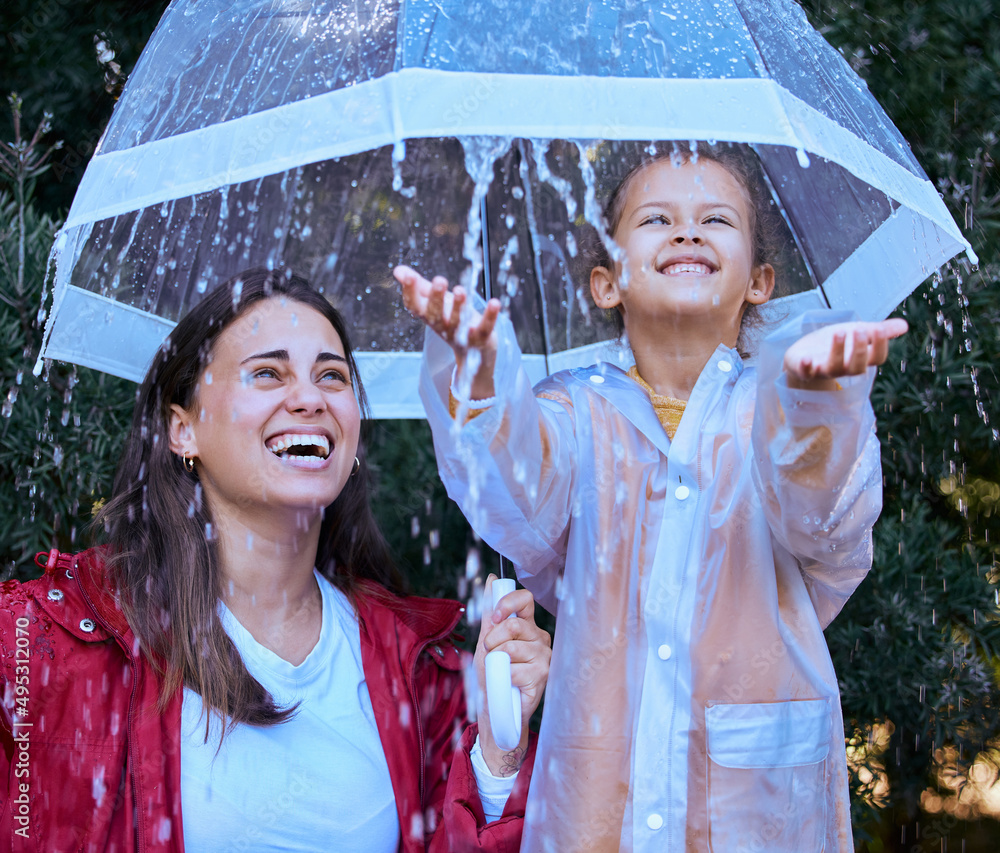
top-left (421, 310), bottom-right (881, 852)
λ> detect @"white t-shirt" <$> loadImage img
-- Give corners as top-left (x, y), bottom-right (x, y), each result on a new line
top-left (180, 571), bottom-right (399, 853)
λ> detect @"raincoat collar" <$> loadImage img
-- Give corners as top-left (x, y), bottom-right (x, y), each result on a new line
top-left (32, 546), bottom-right (127, 643)
top-left (569, 344), bottom-right (745, 455)
top-left (37, 548), bottom-right (465, 652)
top-left (355, 579), bottom-right (464, 642)
top-left (354, 578), bottom-right (465, 679)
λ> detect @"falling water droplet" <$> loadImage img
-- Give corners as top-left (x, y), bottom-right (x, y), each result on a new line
top-left (465, 548), bottom-right (480, 579)
top-left (3, 387), bottom-right (18, 417)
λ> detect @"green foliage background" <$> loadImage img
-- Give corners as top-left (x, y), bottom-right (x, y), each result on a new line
top-left (1, 1), bottom-right (998, 849)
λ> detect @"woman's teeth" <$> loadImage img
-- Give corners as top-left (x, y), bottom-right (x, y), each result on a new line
top-left (266, 434), bottom-right (331, 459)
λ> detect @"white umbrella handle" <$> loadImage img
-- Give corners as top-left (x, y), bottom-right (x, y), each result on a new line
top-left (484, 577), bottom-right (522, 751)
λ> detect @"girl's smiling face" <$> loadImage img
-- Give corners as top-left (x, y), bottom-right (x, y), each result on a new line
top-left (168, 297), bottom-right (361, 527)
top-left (591, 156), bottom-right (774, 346)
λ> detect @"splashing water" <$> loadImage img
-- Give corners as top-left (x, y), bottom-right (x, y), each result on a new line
top-left (533, 139), bottom-right (578, 222)
top-left (451, 136), bottom-right (514, 414)
top-left (458, 135), bottom-right (513, 295)
top-left (391, 140), bottom-right (417, 199)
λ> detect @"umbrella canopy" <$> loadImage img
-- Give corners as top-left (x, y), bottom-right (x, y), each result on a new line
top-left (37, 0), bottom-right (974, 417)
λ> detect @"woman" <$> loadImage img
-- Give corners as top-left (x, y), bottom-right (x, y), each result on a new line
top-left (0, 268), bottom-right (549, 852)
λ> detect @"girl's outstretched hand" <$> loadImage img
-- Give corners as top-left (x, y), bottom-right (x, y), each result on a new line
top-left (394, 264), bottom-right (501, 400)
top-left (783, 318), bottom-right (908, 390)
top-left (394, 264), bottom-right (500, 353)
top-left (474, 574), bottom-right (551, 777)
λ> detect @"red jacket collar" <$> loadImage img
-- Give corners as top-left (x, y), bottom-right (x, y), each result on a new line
top-left (39, 548), bottom-right (465, 650)
top-left (353, 578), bottom-right (464, 655)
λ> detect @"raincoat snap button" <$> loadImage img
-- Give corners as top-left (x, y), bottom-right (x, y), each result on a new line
top-left (647, 813), bottom-right (664, 830)
top-left (65, 569), bottom-right (74, 579)
top-left (79, 619), bottom-right (96, 633)
top-left (674, 485), bottom-right (690, 501)
top-left (589, 374), bottom-right (605, 384)
top-left (718, 360), bottom-right (733, 373)
top-left (47, 588), bottom-right (64, 602)
top-left (657, 644), bottom-right (672, 660)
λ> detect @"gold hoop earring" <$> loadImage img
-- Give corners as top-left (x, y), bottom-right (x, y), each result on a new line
top-left (351, 457), bottom-right (360, 477)
top-left (183, 452), bottom-right (196, 474)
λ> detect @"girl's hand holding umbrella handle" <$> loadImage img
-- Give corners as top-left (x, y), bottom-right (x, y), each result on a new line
top-left (475, 574), bottom-right (552, 777)
top-left (783, 318), bottom-right (908, 390)
top-left (394, 264), bottom-right (501, 401)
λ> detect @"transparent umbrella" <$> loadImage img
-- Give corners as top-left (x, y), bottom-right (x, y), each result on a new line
top-left (36, 0), bottom-right (974, 417)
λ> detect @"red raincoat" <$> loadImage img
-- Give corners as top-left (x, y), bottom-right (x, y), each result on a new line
top-left (0, 548), bottom-right (534, 853)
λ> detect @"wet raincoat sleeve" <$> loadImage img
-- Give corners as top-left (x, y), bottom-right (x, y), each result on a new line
top-left (752, 310), bottom-right (883, 628)
top-left (420, 321), bottom-right (577, 614)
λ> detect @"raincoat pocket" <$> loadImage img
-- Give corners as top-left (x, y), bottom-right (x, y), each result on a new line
top-left (705, 698), bottom-right (831, 853)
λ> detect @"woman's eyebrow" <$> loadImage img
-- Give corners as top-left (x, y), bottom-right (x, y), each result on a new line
top-left (315, 352), bottom-right (348, 365)
top-left (240, 349), bottom-right (287, 365)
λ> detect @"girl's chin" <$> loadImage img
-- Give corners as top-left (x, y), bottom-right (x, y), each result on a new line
top-left (637, 300), bottom-right (741, 320)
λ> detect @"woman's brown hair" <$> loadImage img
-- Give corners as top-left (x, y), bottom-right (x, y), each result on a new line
top-left (95, 268), bottom-right (401, 736)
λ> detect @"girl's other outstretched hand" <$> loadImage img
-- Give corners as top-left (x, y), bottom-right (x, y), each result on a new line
top-left (474, 574), bottom-right (551, 777)
top-left (783, 318), bottom-right (908, 390)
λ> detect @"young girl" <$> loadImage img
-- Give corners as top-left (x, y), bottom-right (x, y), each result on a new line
top-left (0, 269), bottom-right (551, 852)
top-left (395, 143), bottom-right (907, 852)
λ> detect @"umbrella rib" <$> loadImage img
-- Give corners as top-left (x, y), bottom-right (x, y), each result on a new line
top-left (478, 192), bottom-right (514, 584)
top-left (515, 141), bottom-right (553, 376)
top-left (754, 151), bottom-right (829, 308)
top-left (480, 194), bottom-right (496, 303)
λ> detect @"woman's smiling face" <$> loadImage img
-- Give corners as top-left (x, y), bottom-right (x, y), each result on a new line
top-left (169, 297), bottom-right (361, 527)
top-left (595, 156), bottom-right (773, 344)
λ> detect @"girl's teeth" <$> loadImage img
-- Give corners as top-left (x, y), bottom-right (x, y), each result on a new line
top-left (666, 263), bottom-right (710, 274)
